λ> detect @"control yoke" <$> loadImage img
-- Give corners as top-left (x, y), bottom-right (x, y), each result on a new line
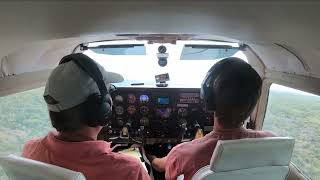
top-left (110, 119), bottom-right (142, 145)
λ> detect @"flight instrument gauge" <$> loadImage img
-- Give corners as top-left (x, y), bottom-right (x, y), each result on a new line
top-left (114, 95), bottom-right (123, 103)
top-left (140, 106), bottom-right (149, 115)
top-left (127, 105), bottom-right (137, 115)
top-left (127, 94), bottom-right (136, 104)
top-left (139, 95), bottom-right (149, 103)
top-left (115, 106), bottom-right (124, 115)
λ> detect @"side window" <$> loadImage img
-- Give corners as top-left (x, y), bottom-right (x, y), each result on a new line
top-left (263, 84), bottom-right (320, 179)
top-left (0, 87), bottom-right (51, 179)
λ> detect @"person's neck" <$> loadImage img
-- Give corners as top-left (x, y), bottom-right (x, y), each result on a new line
top-left (213, 118), bottom-right (243, 132)
top-left (56, 128), bottom-right (100, 142)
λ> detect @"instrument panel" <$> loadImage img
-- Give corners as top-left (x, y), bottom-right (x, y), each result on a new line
top-left (99, 87), bottom-right (213, 145)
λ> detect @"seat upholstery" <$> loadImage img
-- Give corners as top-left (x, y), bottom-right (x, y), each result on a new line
top-left (192, 137), bottom-right (295, 180)
top-left (286, 163), bottom-right (310, 180)
top-left (0, 154), bottom-right (86, 180)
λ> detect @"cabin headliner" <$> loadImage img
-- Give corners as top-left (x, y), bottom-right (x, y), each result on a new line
top-left (1, 0), bottom-right (320, 95)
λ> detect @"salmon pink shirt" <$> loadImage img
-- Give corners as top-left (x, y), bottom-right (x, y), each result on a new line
top-left (165, 127), bottom-right (276, 180)
top-left (22, 131), bottom-right (150, 180)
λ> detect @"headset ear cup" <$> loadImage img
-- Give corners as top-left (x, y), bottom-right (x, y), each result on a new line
top-left (85, 94), bottom-right (101, 127)
top-left (97, 95), bottom-right (113, 126)
top-left (84, 94), bottom-right (113, 127)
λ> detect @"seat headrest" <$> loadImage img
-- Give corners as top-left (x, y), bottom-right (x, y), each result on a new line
top-left (210, 137), bottom-right (294, 172)
top-left (0, 154), bottom-right (86, 180)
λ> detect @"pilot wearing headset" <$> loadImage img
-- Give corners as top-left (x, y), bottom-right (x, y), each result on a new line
top-left (21, 53), bottom-right (150, 180)
top-left (149, 57), bottom-right (277, 180)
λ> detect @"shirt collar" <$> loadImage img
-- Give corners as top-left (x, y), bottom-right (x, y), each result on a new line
top-left (44, 131), bottom-right (112, 157)
top-left (213, 126), bottom-right (246, 135)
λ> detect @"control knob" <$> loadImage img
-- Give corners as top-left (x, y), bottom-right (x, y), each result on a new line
top-left (178, 108), bottom-right (188, 117)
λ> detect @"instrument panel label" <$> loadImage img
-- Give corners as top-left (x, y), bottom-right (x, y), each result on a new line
top-left (179, 93), bottom-right (200, 104)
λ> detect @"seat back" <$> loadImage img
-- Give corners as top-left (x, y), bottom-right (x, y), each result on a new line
top-left (192, 137), bottom-right (295, 180)
top-left (0, 155), bottom-right (86, 180)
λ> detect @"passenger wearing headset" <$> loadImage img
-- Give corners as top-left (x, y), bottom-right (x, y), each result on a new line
top-left (148, 57), bottom-right (276, 180)
top-left (22, 54), bottom-right (150, 180)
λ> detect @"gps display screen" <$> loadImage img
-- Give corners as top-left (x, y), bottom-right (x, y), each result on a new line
top-left (157, 97), bottom-right (169, 105)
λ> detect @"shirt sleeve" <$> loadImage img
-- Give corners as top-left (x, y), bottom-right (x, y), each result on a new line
top-left (122, 155), bottom-right (151, 180)
top-left (135, 164), bottom-right (151, 180)
top-left (165, 145), bottom-right (183, 180)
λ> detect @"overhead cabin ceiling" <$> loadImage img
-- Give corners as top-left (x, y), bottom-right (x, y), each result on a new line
top-left (1, 0), bottom-right (320, 95)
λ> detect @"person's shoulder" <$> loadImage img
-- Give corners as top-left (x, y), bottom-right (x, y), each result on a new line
top-left (169, 140), bottom-right (194, 155)
top-left (258, 130), bottom-right (277, 137)
top-left (24, 136), bottom-right (46, 148)
top-left (21, 136), bottom-right (47, 157)
top-left (169, 133), bottom-right (214, 157)
top-left (247, 129), bottom-right (277, 137)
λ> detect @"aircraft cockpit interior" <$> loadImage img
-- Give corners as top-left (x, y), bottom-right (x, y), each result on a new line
top-left (1, 1), bottom-right (320, 180)
top-left (82, 39), bottom-right (239, 179)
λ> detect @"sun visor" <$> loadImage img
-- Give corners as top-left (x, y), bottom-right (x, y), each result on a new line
top-left (180, 44), bottom-right (246, 60)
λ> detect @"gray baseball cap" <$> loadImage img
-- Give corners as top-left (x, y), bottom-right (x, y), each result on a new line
top-left (43, 54), bottom-right (124, 112)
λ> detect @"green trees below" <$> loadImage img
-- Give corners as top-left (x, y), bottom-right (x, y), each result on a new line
top-left (0, 87), bottom-right (51, 155)
top-left (264, 91), bottom-right (320, 179)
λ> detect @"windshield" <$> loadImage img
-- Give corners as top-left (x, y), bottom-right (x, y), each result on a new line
top-left (83, 40), bottom-right (247, 88)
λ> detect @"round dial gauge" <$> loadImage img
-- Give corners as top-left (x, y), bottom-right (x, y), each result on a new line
top-left (127, 94), bottom-right (136, 104)
top-left (140, 117), bottom-right (149, 126)
top-left (115, 106), bottom-right (124, 115)
top-left (114, 95), bottom-right (123, 103)
top-left (140, 106), bottom-right (149, 115)
top-left (139, 95), bottom-right (149, 103)
top-left (127, 105), bottom-right (137, 115)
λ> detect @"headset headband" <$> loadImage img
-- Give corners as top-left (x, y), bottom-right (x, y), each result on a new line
top-left (59, 53), bottom-right (109, 96)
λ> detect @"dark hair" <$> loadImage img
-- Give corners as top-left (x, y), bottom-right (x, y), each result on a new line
top-left (213, 59), bottom-right (262, 128)
top-left (49, 101), bottom-right (89, 132)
